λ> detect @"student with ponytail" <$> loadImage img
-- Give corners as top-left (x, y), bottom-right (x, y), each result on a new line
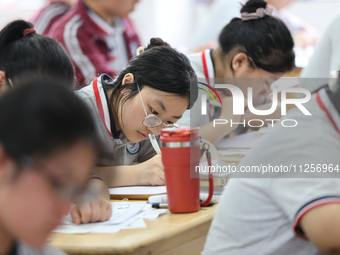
top-left (76, 37), bottom-right (198, 187)
top-left (178, 0), bottom-right (295, 143)
top-left (0, 20), bottom-right (75, 91)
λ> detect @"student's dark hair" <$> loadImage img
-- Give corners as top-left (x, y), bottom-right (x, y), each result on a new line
top-left (218, 0), bottom-right (295, 73)
top-left (0, 20), bottom-right (75, 88)
top-left (103, 37), bottom-right (198, 123)
top-left (0, 81), bottom-right (99, 164)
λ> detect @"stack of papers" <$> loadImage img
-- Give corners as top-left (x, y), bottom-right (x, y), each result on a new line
top-left (54, 202), bottom-right (166, 234)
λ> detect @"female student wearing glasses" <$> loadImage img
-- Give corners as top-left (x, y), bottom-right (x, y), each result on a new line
top-left (75, 38), bottom-right (198, 187)
top-left (0, 82), bottom-right (99, 255)
top-left (178, 0), bottom-right (296, 144)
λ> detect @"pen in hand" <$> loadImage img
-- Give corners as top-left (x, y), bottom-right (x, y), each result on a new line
top-left (149, 133), bottom-right (161, 154)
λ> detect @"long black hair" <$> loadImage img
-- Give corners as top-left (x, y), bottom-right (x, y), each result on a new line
top-left (218, 0), bottom-right (295, 73)
top-left (0, 20), bottom-right (75, 88)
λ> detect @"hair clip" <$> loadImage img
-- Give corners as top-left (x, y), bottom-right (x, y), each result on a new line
top-left (23, 28), bottom-right (36, 37)
top-left (241, 6), bottom-right (273, 21)
top-left (136, 46), bottom-right (145, 56)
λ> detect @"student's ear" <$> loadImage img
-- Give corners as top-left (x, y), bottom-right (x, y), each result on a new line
top-left (121, 73), bottom-right (135, 94)
top-left (122, 73), bottom-right (135, 85)
top-left (231, 52), bottom-right (249, 73)
top-left (0, 71), bottom-right (8, 94)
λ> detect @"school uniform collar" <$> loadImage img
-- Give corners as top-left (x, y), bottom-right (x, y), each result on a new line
top-left (91, 74), bottom-right (120, 139)
top-left (201, 49), bottom-right (215, 85)
top-left (317, 87), bottom-right (340, 134)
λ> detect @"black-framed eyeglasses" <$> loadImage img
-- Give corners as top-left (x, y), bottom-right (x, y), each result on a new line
top-left (136, 83), bottom-right (179, 129)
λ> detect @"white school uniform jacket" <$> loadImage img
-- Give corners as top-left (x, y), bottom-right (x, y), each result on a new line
top-left (202, 87), bottom-right (340, 255)
top-left (75, 74), bottom-right (156, 166)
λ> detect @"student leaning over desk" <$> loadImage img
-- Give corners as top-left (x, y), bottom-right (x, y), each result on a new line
top-left (202, 77), bottom-right (340, 254)
top-left (75, 37), bottom-right (198, 188)
top-left (0, 20), bottom-right (112, 225)
top-left (178, 0), bottom-right (296, 144)
top-left (0, 81), bottom-right (100, 255)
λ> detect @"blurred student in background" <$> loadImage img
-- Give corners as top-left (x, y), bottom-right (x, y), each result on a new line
top-left (0, 20), bottom-right (112, 224)
top-left (49, 0), bottom-right (141, 88)
top-left (178, 0), bottom-right (295, 144)
top-left (0, 82), bottom-right (99, 255)
top-left (31, 0), bottom-right (76, 35)
top-left (0, 19), bottom-right (74, 91)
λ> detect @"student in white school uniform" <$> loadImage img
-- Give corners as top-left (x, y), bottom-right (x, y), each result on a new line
top-left (299, 12), bottom-right (340, 93)
top-left (202, 76), bottom-right (340, 254)
top-left (0, 82), bottom-right (99, 255)
top-left (75, 38), bottom-right (198, 187)
top-left (0, 20), bottom-right (112, 225)
top-left (178, 0), bottom-right (295, 144)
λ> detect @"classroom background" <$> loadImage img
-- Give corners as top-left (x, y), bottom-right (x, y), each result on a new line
top-left (0, 0), bottom-right (340, 52)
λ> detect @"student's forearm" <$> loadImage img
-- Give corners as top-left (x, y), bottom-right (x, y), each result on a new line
top-left (88, 178), bottom-right (110, 200)
top-left (92, 165), bottom-right (140, 187)
top-left (92, 155), bottom-right (164, 187)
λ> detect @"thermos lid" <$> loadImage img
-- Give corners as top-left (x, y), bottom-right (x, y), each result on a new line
top-left (160, 127), bottom-right (200, 144)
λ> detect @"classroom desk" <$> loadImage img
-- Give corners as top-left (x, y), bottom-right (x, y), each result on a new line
top-left (49, 204), bottom-right (217, 255)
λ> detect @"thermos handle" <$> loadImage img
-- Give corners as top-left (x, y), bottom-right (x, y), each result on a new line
top-left (200, 143), bottom-right (214, 207)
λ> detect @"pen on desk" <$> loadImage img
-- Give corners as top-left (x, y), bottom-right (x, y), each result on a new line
top-left (149, 133), bottom-right (161, 154)
top-left (152, 203), bottom-right (168, 208)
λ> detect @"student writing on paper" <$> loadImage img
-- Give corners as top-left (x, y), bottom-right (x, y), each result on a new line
top-left (178, 0), bottom-right (296, 144)
top-left (0, 81), bottom-right (99, 255)
top-left (0, 20), bottom-right (112, 225)
top-left (75, 38), bottom-right (198, 187)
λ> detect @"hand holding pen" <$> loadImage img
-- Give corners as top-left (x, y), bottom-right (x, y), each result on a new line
top-left (149, 133), bottom-right (161, 154)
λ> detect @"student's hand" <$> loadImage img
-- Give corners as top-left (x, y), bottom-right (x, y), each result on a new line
top-left (138, 154), bottom-right (165, 186)
top-left (70, 177), bottom-right (112, 224)
top-left (70, 197), bottom-right (112, 224)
